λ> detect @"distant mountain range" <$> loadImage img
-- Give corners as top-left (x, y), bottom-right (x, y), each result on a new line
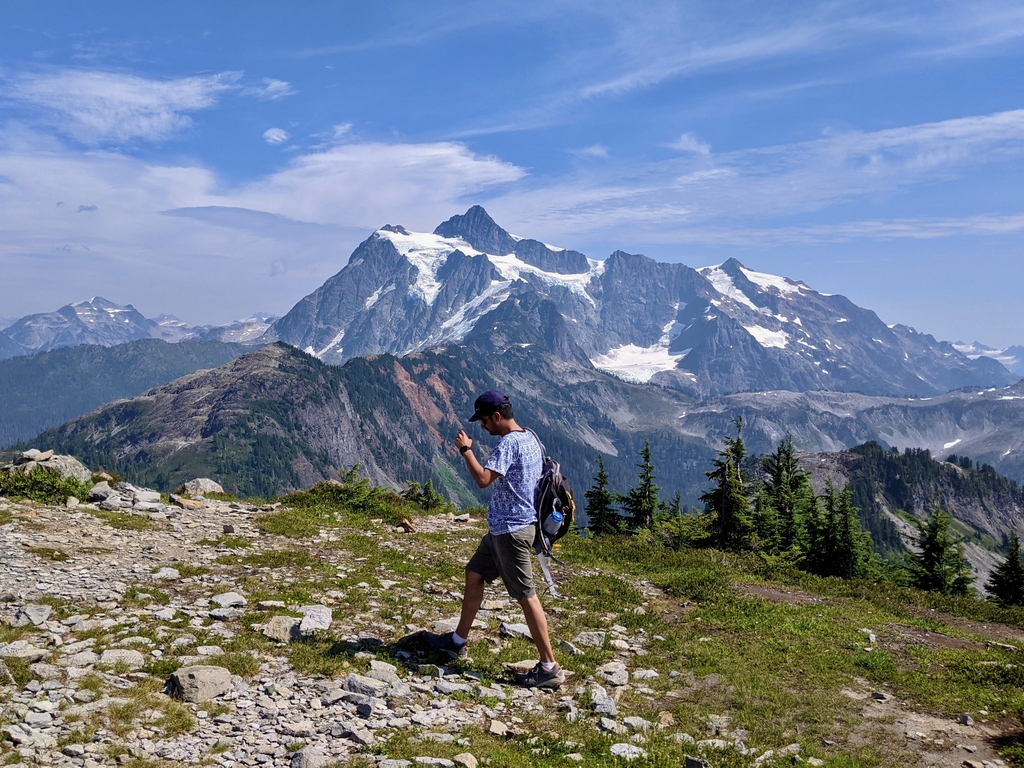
top-left (0, 297), bottom-right (275, 359)
top-left (265, 206), bottom-right (1017, 398)
top-left (953, 341), bottom-right (1024, 377)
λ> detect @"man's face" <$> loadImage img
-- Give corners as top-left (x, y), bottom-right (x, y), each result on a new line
top-left (479, 411), bottom-right (500, 435)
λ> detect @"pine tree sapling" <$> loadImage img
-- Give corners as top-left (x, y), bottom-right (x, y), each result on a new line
top-left (908, 500), bottom-right (974, 596)
top-left (584, 455), bottom-right (620, 536)
top-left (987, 532), bottom-right (1024, 607)
top-left (619, 439), bottom-right (660, 533)
top-left (699, 417), bottom-right (752, 551)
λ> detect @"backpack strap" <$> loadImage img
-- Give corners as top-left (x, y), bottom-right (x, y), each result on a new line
top-left (525, 427), bottom-right (546, 457)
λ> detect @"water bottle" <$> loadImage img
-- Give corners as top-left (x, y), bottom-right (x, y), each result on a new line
top-left (543, 509), bottom-right (564, 537)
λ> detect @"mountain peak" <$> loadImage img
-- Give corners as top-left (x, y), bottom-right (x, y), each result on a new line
top-left (433, 205), bottom-right (517, 255)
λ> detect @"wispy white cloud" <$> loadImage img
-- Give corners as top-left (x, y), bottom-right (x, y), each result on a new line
top-left (570, 144), bottom-right (609, 159)
top-left (263, 127), bottom-right (290, 145)
top-left (243, 78), bottom-right (295, 100)
top-left (4, 69), bottom-right (242, 143)
top-left (485, 108), bottom-right (1024, 241)
top-left (666, 132), bottom-right (710, 155)
top-left (0, 127), bottom-right (526, 322)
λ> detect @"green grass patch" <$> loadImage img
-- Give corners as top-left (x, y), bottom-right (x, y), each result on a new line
top-left (0, 508), bottom-right (12, 526)
top-left (198, 535), bottom-right (251, 549)
top-left (211, 651), bottom-right (259, 677)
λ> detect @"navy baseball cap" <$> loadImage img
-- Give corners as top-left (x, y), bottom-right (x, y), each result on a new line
top-left (469, 390), bottom-right (509, 422)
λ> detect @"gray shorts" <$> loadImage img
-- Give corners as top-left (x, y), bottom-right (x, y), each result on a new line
top-left (467, 525), bottom-right (536, 601)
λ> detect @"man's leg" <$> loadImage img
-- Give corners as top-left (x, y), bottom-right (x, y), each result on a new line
top-left (518, 594), bottom-right (556, 664)
top-left (455, 568), bottom-right (486, 641)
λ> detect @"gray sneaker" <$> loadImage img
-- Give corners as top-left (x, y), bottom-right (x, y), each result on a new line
top-left (422, 631), bottom-right (467, 659)
top-left (515, 662), bottom-right (565, 690)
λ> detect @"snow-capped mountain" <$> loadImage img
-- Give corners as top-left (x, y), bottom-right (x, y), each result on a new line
top-left (0, 299), bottom-right (276, 359)
top-left (266, 206), bottom-right (1015, 398)
top-left (3, 297), bottom-right (157, 354)
top-left (953, 341), bottom-right (1024, 377)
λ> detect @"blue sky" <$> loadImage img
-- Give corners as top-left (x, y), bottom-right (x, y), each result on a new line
top-left (2, 1), bottom-right (1023, 346)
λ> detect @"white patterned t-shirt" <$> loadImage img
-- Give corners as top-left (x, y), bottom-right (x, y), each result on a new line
top-left (484, 429), bottom-right (543, 535)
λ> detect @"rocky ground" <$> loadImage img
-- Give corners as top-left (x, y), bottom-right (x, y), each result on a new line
top-left (0, 476), bottom-right (1017, 768)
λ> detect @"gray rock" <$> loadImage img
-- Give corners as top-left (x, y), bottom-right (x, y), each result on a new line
top-left (168, 665), bottom-right (233, 702)
top-left (209, 607), bottom-right (243, 621)
top-left (134, 490), bottom-right (161, 504)
top-left (40, 454), bottom-right (92, 483)
top-left (0, 641), bottom-right (47, 662)
top-left (684, 758), bottom-right (710, 768)
top-left (591, 695), bottom-right (618, 717)
top-left (291, 748), bottom-right (330, 768)
top-left (623, 716), bottom-right (653, 731)
top-left (609, 743), bottom-right (646, 760)
top-left (379, 761), bottom-right (412, 768)
top-left (154, 607), bottom-right (177, 621)
top-left (20, 604), bottom-right (53, 625)
top-left (573, 631), bottom-right (606, 647)
top-left (183, 478), bottom-right (224, 496)
top-left (500, 622), bottom-right (533, 640)
top-left (367, 659), bottom-right (401, 682)
top-left (598, 717), bottom-right (622, 733)
top-left (412, 758), bottom-right (453, 767)
top-left (343, 673), bottom-right (389, 697)
top-left (632, 669), bottom-right (659, 679)
top-left (100, 649), bottom-right (145, 669)
top-left (24, 711), bottom-right (53, 726)
top-left (958, 713), bottom-right (975, 726)
top-left (263, 616), bottom-right (301, 643)
top-left (153, 567), bottom-right (180, 581)
top-left (212, 591), bottom-right (246, 608)
top-left (299, 605), bottom-right (332, 635)
top-left (558, 639), bottom-right (584, 656)
top-left (596, 660), bottom-right (629, 686)
top-left (453, 754), bottom-right (478, 768)
top-left (87, 481), bottom-right (112, 501)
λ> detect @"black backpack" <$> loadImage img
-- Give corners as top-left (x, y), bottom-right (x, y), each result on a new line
top-left (527, 430), bottom-right (575, 595)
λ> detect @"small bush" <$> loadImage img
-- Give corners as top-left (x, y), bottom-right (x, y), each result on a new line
top-left (0, 467), bottom-right (91, 504)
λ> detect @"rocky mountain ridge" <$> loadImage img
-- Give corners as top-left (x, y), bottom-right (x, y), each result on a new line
top-left (264, 206), bottom-right (1015, 398)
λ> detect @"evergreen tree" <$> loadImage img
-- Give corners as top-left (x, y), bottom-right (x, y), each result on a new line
top-left (986, 532), bottom-right (1024, 607)
top-left (584, 455), bottom-right (620, 536)
top-left (908, 499), bottom-right (974, 596)
top-left (699, 418), bottom-right (751, 551)
top-left (619, 439), bottom-right (660, 532)
top-left (804, 483), bottom-right (874, 579)
top-left (759, 435), bottom-right (816, 553)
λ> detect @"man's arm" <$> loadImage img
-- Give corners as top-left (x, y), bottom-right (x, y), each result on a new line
top-left (455, 429), bottom-right (500, 488)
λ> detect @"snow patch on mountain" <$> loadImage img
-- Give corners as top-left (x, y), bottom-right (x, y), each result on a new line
top-left (744, 325), bottom-right (790, 349)
top-left (738, 266), bottom-right (808, 296)
top-left (364, 284), bottom-right (395, 310)
top-left (591, 309), bottom-right (688, 383)
top-left (375, 229), bottom-right (482, 305)
top-left (487, 253), bottom-right (603, 306)
top-left (591, 344), bottom-right (687, 384)
top-left (699, 265), bottom-right (759, 311)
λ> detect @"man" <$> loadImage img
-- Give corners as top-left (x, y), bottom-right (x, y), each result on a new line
top-left (423, 390), bottom-right (564, 689)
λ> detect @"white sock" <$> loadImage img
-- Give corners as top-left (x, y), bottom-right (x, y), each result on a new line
top-left (452, 631), bottom-right (467, 645)
top-left (541, 661), bottom-right (557, 671)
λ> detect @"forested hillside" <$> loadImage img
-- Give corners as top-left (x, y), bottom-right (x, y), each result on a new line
top-left (0, 339), bottom-right (246, 448)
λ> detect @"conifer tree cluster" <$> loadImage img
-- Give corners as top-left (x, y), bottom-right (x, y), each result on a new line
top-left (579, 422), bottom-right (1024, 599)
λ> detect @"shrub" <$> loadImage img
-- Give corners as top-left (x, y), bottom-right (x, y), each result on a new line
top-left (0, 467), bottom-right (91, 504)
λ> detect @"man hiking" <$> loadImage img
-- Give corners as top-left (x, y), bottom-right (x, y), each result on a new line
top-left (424, 390), bottom-right (564, 689)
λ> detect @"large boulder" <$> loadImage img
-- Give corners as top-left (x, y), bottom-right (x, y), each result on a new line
top-left (181, 478), bottom-right (224, 496)
top-left (168, 665), bottom-right (232, 702)
top-left (3, 451), bottom-right (92, 484)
